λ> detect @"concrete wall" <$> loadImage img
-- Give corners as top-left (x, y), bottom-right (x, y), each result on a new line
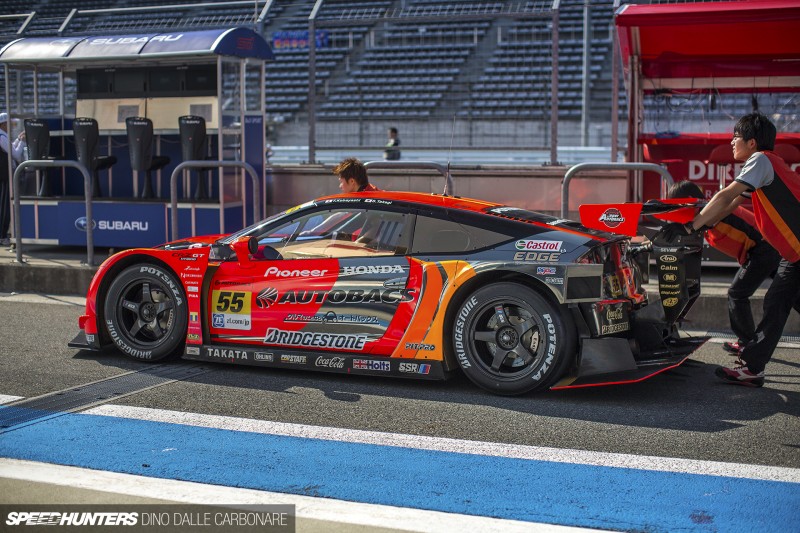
top-left (266, 163), bottom-right (629, 219)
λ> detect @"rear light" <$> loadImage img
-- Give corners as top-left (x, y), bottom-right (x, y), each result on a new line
top-left (581, 240), bottom-right (647, 305)
top-left (577, 248), bottom-right (602, 264)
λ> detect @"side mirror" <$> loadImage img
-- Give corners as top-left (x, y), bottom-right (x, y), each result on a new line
top-left (209, 236), bottom-right (257, 264)
top-left (209, 242), bottom-right (235, 261)
top-left (231, 236), bottom-right (258, 265)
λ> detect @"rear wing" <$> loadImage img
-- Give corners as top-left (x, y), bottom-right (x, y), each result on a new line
top-left (579, 198), bottom-right (706, 237)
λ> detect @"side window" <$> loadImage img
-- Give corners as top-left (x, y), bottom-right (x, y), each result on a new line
top-left (252, 208), bottom-right (410, 259)
top-left (411, 214), bottom-right (512, 254)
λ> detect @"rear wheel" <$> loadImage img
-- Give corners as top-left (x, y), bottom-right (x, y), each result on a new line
top-left (104, 263), bottom-right (187, 361)
top-left (452, 282), bottom-right (575, 395)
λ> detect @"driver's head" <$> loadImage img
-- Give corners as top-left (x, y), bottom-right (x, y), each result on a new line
top-left (333, 157), bottom-right (369, 193)
top-left (667, 180), bottom-right (704, 200)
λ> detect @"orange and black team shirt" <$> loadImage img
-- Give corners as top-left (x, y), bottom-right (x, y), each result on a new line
top-left (736, 150), bottom-right (800, 264)
top-left (706, 207), bottom-right (761, 265)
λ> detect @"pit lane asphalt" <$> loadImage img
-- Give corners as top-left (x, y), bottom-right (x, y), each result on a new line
top-left (1, 297), bottom-right (798, 471)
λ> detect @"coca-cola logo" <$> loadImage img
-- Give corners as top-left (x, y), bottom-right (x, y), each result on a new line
top-left (606, 307), bottom-right (624, 321)
top-left (599, 208), bottom-right (625, 228)
top-left (315, 356), bottom-right (346, 369)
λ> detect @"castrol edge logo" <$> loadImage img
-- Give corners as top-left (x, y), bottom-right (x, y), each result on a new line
top-left (515, 239), bottom-right (562, 251)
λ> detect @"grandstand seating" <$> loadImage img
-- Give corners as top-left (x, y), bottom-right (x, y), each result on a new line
top-left (0, 0), bottom-right (619, 122)
top-left (0, 0), bottom-right (768, 134)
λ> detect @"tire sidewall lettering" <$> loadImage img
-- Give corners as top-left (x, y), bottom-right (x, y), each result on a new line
top-left (105, 318), bottom-right (153, 359)
top-left (453, 283), bottom-right (571, 395)
top-left (455, 296), bottom-right (479, 369)
top-left (139, 266), bottom-right (184, 306)
top-left (530, 313), bottom-right (556, 382)
top-left (105, 264), bottom-right (187, 361)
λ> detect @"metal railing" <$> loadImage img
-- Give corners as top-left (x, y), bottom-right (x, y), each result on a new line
top-left (169, 161), bottom-right (261, 241)
top-left (12, 160), bottom-right (94, 265)
top-left (561, 162), bottom-right (674, 219)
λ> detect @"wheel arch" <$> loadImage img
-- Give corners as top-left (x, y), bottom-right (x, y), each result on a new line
top-left (441, 269), bottom-right (570, 371)
top-left (94, 254), bottom-right (180, 346)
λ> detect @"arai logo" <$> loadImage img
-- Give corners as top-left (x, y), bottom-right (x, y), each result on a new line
top-left (74, 217), bottom-right (97, 231)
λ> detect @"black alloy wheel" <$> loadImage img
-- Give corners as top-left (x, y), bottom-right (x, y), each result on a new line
top-left (104, 264), bottom-right (187, 361)
top-left (453, 282), bottom-right (575, 395)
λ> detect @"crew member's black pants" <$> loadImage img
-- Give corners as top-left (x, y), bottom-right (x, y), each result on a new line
top-left (741, 258), bottom-right (800, 373)
top-left (728, 242), bottom-right (781, 344)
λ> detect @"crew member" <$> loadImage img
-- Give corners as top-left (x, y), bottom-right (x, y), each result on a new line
top-left (666, 180), bottom-right (799, 355)
top-left (662, 113), bottom-right (800, 387)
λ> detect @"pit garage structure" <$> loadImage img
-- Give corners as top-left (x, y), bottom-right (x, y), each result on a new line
top-left (614, 0), bottom-right (800, 203)
top-left (0, 27), bottom-right (273, 249)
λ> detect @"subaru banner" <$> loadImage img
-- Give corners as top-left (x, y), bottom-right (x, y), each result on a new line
top-left (58, 202), bottom-right (168, 248)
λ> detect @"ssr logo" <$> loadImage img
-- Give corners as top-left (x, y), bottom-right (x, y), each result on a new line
top-left (399, 363), bottom-right (432, 374)
top-left (599, 208), bottom-right (625, 228)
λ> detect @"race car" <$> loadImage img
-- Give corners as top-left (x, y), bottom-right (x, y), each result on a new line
top-left (70, 191), bottom-right (706, 395)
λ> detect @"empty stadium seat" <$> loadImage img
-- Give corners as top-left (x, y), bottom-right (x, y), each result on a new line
top-left (73, 117), bottom-right (117, 198)
top-left (126, 117), bottom-right (170, 199)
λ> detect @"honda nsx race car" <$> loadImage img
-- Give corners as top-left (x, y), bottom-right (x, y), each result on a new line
top-left (70, 191), bottom-right (706, 395)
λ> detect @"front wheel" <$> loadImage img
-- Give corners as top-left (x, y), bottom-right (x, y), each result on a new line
top-left (104, 263), bottom-right (188, 361)
top-left (452, 282), bottom-right (575, 395)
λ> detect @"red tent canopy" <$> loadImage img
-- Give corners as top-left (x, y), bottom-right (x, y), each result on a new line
top-left (616, 1), bottom-right (800, 92)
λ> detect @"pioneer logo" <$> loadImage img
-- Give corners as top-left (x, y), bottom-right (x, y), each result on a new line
top-left (265, 266), bottom-right (327, 278)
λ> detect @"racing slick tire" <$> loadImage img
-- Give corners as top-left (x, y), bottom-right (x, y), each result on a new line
top-left (453, 282), bottom-right (576, 395)
top-left (104, 263), bottom-right (188, 361)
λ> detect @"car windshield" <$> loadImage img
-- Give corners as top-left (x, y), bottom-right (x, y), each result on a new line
top-left (220, 201), bottom-right (316, 243)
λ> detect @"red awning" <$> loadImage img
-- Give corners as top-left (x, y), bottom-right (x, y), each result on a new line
top-left (615, 1), bottom-right (800, 92)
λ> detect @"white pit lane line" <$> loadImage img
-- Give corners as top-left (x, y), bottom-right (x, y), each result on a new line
top-left (0, 292), bottom-right (86, 306)
top-left (0, 459), bottom-right (593, 533)
top-left (1, 402), bottom-right (798, 531)
top-left (0, 395), bottom-right (24, 404)
top-left (86, 404), bottom-right (800, 483)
